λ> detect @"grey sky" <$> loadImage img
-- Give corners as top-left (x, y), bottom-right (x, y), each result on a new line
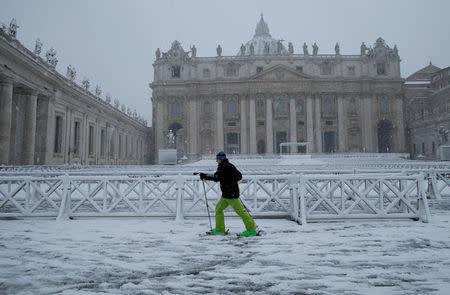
top-left (1, 0), bottom-right (449, 125)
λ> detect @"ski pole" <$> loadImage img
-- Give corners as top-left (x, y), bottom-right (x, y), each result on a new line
top-left (193, 173), bottom-right (213, 231)
top-left (202, 179), bottom-right (213, 231)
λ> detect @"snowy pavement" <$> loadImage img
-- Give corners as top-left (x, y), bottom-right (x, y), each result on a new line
top-left (1, 202), bottom-right (450, 295)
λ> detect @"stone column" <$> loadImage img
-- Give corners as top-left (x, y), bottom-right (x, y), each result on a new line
top-left (361, 95), bottom-right (374, 152)
top-left (188, 99), bottom-right (198, 158)
top-left (0, 78), bottom-right (13, 164)
top-left (394, 96), bottom-right (405, 152)
top-left (314, 95), bottom-right (322, 153)
top-left (216, 99), bottom-right (224, 151)
top-left (306, 95), bottom-right (314, 153)
top-left (249, 98), bottom-right (256, 154)
top-left (289, 97), bottom-right (297, 154)
top-left (155, 100), bottom-right (164, 162)
top-left (337, 94), bottom-right (346, 152)
top-left (265, 98), bottom-right (273, 154)
top-left (240, 98), bottom-right (248, 154)
top-left (23, 90), bottom-right (38, 165)
top-left (45, 97), bottom-right (55, 164)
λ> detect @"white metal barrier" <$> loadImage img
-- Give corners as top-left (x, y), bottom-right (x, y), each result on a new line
top-left (294, 174), bottom-right (431, 224)
top-left (0, 174), bottom-right (431, 223)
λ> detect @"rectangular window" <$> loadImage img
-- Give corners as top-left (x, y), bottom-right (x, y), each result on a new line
top-left (297, 121), bottom-right (304, 126)
top-left (109, 128), bottom-right (115, 157)
top-left (119, 135), bottom-right (122, 158)
top-left (54, 116), bottom-right (63, 154)
top-left (100, 129), bottom-right (106, 156)
top-left (73, 121), bottom-right (81, 155)
top-left (171, 65), bottom-right (181, 78)
top-left (320, 63), bottom-right (332, 75)
top-left (296, 66), bottom-right (303, 73)
top-left (377, 63), bottom-right (386, 75)
top-left (413, 144), bottom-right (416, 154)
top-left (227, 122), bottom-right (236, 127)
top-left (88, 125), bottom-right (94, 155)
top-left (257, 121), bottom-right (265, 126)
top-left (202, 68), bottom-right (210, 78)
top-left (347, 66), bottom-right (355, 75)
top-left (432, 141), bottom-right (435, 153)
top-left (256, 66), bottom-right (263, 73)
top-left (326, 120), bottom-right (333, 126)
top-left (422, 142), bottom-right (425, 154)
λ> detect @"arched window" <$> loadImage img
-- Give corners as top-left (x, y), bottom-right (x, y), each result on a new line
top-left (276, 99), bottom-right (286, 113)
top-left (324, 98), bottom-right (332, 113)
top-left (297, 101), bottom-right (303, 113)
top-left (171, 101), bottom-right (180, 116)
top-left (227, 100), bottom-right (237, 114)
top-left (256, 101), bottom-right (264, 115)
top-left (204, 101), bottom-right (211, 113)
top-left (380, 98), bottom-right (388, 114)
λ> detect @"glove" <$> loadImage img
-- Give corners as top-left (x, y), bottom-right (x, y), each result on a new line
top-left (200, 173), bottom-right (206, 180)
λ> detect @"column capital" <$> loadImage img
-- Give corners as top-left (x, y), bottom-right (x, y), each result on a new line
top-left (0, 76), bottom-right (14, 85)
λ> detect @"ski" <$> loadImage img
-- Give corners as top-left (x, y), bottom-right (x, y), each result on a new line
top-left (205, 229), bottom-right (229, 236)
top-left (236, 230), bottom-right (263, 238)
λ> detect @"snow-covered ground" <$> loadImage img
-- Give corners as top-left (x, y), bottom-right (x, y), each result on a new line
top-left (1, 155), bottom-right (450, 294)
top-left (1, 200), bottom-right (450, 295)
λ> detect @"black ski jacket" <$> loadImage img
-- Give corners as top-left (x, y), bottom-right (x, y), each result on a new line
top-left (203, 159), bottom-right (242, 199)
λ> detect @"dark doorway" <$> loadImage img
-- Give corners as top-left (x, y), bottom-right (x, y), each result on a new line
top-left (276, 131), bottom-right (288, 154)
top-left (378, 120), bottom-right (393, 152)
top-left (225, 132), bottom-right (240, 154)
top-left (257, 140), bottom-right (266, 154)
top-left (168, 122), bottom-right (183, 158)
top-left (323, 131), bottom-right (337, 153)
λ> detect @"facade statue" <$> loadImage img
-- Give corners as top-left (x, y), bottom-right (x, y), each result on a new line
top-left (66, 65), bottom-right (76, 81)
top-left (8, 18), bottom-right (18, 38)
top-left (216, 44), bottom-right (222, 57)
top-left (288, 42), bottom-right (293, 55)
top-left (335, 42), bottom-right (340, 55)
top-left (191, 45), bottom-right (196, 58)
top-left (360, 42), bottom-right (367, 56)
top-left (303, 42), bottom-right (308, 55)
top-left (264, 42), bottom-right (270, 55)
top-left (45, 48), bottom-right (58, 68)
top-left (167, 129), bottom-right (176, 148)
top-left (105, 94), bottom-right (111, 104)
top-left (312, 42), bottom-right (318, 56)
top-left (393, 45), bottom-right (398, 56)
top-left (34, 38), bottom-right (42, 56)
top-left (81, 78), bottom-right (90, 91)
top-left (240, 43), bottom-right (246, 56)
top-left (249, 43), bottom-right (254, 56)
top-left (277, 40), bottom-right (282, 55)
top-left (155, 48), bottom-right (161, 60)
top-left (95, 85), bottom-right (102, 97)
top-left (438, 126), bottom-right (449, 144)
top-left (114, 98), bottom-right (120, 108)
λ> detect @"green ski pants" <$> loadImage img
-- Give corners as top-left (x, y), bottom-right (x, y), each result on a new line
top-left (215, 197), bottom-right (256, 232)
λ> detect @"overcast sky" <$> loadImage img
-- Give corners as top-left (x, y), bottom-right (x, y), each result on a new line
top-left (1, 0), bottom-right (449, 125)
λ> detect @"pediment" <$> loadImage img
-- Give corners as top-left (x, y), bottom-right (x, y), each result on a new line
top-left (249, 64), bottom-right (313, 81)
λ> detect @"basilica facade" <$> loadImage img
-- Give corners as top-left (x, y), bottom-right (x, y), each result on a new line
top-left (151, 16), bottom-right (405, 161)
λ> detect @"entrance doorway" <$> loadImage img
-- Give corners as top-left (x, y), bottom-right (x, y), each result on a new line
top-left (323, 131), bottom-right (337, 153)
top-left (378, 120), bottom-right (393, 152)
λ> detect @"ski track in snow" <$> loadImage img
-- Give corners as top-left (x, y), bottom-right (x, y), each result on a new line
top-left (1, 201), bottom-right (450, 295)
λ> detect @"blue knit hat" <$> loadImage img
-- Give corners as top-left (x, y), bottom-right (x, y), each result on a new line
top-left (216, 151), bottom-right (227, 160)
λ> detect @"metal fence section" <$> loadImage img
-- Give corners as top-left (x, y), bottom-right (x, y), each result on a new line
top-left (294, 174), bottom-right (431, 224)
top-left (0, 173), bottom-right (432, 223)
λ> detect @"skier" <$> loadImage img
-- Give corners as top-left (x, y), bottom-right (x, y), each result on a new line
top-left (199, 151), bottom-right (257, 237)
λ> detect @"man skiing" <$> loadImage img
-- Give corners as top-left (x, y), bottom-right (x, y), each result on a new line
top-left (200, 151), bottom-right (257, 237)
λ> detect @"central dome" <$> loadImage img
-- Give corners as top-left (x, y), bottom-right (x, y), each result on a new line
top-left (237, 14), bottom-right (288, 56)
